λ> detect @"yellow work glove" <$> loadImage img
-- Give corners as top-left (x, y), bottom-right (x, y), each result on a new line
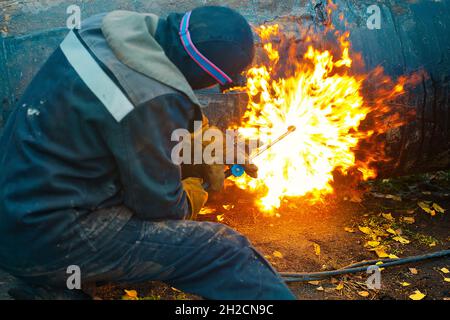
top-left (182, 113), bottom-right (226, 192)
top-left (182, 177), bottom-right (208, 220)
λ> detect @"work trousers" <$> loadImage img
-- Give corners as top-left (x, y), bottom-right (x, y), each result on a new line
top-left (7, 206), bottom-right (295, 300)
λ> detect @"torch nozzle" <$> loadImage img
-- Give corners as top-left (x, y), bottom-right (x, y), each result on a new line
top-left (225, 125), bottom-right (298, 179)
top-left (250, 125), bottom-right (297, 161)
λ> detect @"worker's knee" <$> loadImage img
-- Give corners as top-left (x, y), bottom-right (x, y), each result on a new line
top-left (171, 220), bottom-right (249, 250)
top-left (143, 220), bottom-right (250, 251)
top-left (198, 222), bottom-right (252, 255)
top-left (215, 224), bottom-right (251, 248)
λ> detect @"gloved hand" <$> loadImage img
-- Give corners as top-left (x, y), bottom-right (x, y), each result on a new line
top-left (182, 177), bottom-right (208, 220)
top-left (181, 164), bottom-right (225, 192)
top-left (241, 163), bottom-right (258, 178)
top-left (203, 164), bottom-right (225, 192)
top-left (181, 114), bottom-right (226, 192)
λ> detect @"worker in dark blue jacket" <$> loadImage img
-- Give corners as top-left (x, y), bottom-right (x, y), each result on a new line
top-left (0, 6), bottom-right (295, 300)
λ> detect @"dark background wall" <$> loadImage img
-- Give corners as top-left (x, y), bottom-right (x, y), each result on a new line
top-left (0, 0), bottom-right (312, 131)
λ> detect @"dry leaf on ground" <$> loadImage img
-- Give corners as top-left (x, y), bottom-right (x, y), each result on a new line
top-left (418, 202), bottom-right (436, 216)
top-left (366, 241), bottom-right (380, 248)
top-left (372, 247), bottom-right (389, 258)
top-left (123, 289), bottom-right (139, 300)
top-left (273, 251), bottom-right (284, 259)
top-left (313, 243), bottom-right (321, 256)
top-left (386, 228), bottom-right (397, 235)
top-left (358, 226), bottom-right (372, 235)
top-left (393, 236), bottom-right (410, 244)
top-left (358, 291), bottom-right (370, 297)
top-left (409, 268), bottom-right (418, 275)
top-left (402, 217), bottom-right (415, 224)
top-left (409, 290), bottom-right (426, 300)
top-left (400, 282), bottom-right (410, 287)
top-left (198, 207), bottom-right (216, 215)
top-left (432, 203), bottom-right (446, 214)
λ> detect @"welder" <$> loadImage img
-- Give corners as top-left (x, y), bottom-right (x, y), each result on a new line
top-left (0, 6), bottom-right (295, 300)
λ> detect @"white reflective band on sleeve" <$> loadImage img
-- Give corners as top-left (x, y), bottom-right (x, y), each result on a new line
top-left (60, 31), bottom-right (134, 122)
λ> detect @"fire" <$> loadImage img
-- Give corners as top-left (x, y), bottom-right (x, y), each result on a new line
top-left (229, 22), bottom-right (419, 214)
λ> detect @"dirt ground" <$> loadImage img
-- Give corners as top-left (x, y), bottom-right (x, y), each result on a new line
top-left (94, 171), bottom-right (449, 301)
top-left (0, 172), bottom-right (447, 300)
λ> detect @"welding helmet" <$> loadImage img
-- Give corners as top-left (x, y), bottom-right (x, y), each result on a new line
top-left (155, 6), bottom-right (255, 90)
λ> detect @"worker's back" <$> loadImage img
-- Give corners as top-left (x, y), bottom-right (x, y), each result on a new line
top-left (0, 12), bottom-right (198, 272)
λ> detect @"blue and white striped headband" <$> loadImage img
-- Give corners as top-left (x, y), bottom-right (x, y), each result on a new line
top-left (179, 11), bottom-right (233, 86)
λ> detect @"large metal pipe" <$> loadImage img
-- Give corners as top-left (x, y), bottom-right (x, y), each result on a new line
top-left (331, 0), bottom-right (450, 177)
top-left (205, 0), bottom-right (450, 178)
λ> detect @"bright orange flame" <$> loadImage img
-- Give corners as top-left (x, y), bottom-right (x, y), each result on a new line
top-left (230, 23), bottom-right (419, 214)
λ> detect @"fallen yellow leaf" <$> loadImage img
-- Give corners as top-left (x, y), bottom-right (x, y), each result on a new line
top-left (432, 203), bottom-right (446, 214)
top-left (418, 201), bottom-right (430, 209)
top-left (393, 236), bottom-right (410, 244)
top-left (429, 241), bottom-right (436, 247)
top-left (440, 268), bottom-right (449, 274)
top-left (386, 228), bottom-right (397, 235)
top-left (409, 268), bottom-right (418, 275)
top-left (124, 289), bottom-right (137, 297)
top-left (336, 283), bottom-right (344, 290)
top-left (123, 289), bottom-right (139, 300)
top-left (273, 251), bottom-right (284, 259)
top-left (216, 214), bottom-right (225, 222)
top-left (402, 217), bottom-right (415, 224)
top-left (409, 290), bottom-right (426, 300)
top-left (358, 226), bottom-right (372, 235)
top-left (418, 201), bottom-right (436, 216)
top-left (198, 207), bottom-right (216, 215)
top-left (382, 213), bottom-right (394, 221)
top-left (344, 227), bottom-right (355, 233)
top-left (222, 204), bottom-right (234, 211)
top-left (316, 286), bottom-right (324, 291)
top-left (313, 243), bottom-right (321, 256)
top-left (444, 278), bottom-right (450, 283)
top-left (373, 247), bottom-right (389, 258)
top-left (386, 194), bottom-right (402, 202)
top-left (388, 254), bottom-right (400, 259)
top-left (366, 241), bottom-right (380, 248)
top-left (308, 281), bottom-right (320, 286)
top-left (400, 282), bottom-right (411, 287)
top-left (358, 291), bottom-right (370, 298)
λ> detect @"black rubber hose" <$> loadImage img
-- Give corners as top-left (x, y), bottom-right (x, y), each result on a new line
top-left (281, 249), bottom-right (450, 283)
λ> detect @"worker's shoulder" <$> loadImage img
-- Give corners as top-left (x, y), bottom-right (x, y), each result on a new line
top-left (114, 64), bottom-right (185, 108)
top-left (74, 16), bottom-right (187, 107)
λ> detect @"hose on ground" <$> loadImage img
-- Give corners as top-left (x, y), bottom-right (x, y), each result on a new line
top-left (280, 249), bottom-right (450, 283)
